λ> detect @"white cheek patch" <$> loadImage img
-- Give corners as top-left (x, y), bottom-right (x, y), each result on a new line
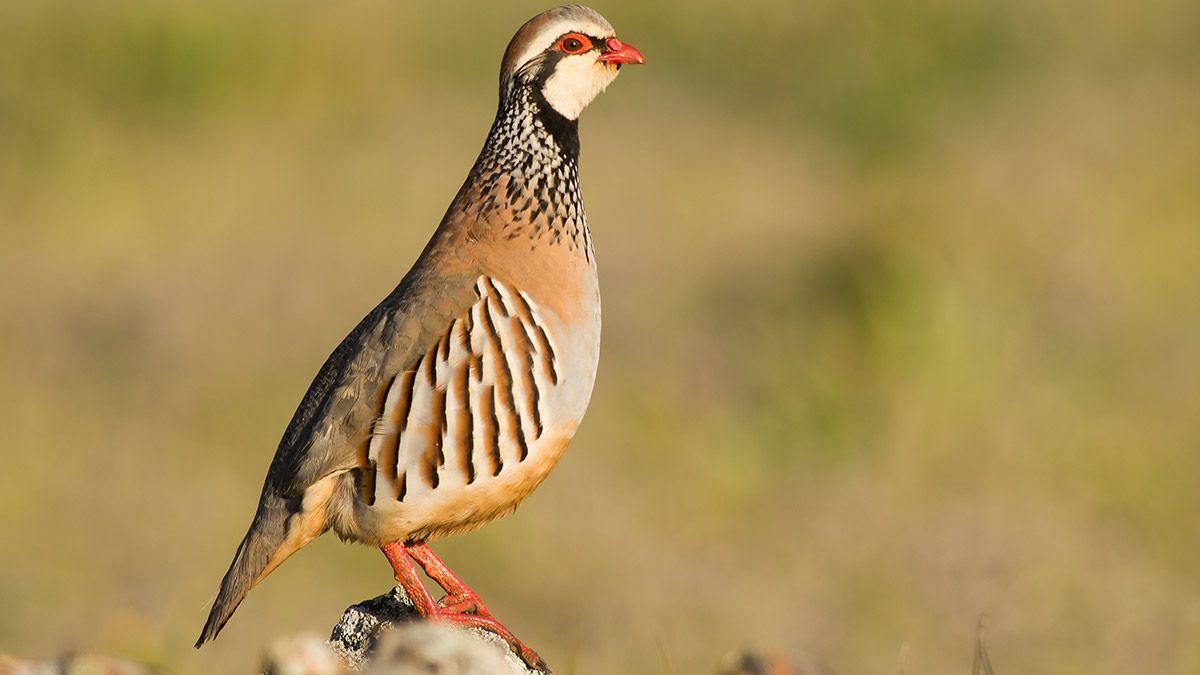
top-left (541, 54), bottom-right (620, 120)
top-left (509, 16), bottom-right (613, 74)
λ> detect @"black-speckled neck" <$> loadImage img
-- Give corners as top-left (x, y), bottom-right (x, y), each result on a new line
top-left (460, 80), bottom-right (592, 259)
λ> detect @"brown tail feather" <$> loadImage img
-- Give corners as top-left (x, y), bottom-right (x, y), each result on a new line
top-left (197, 473), bottom-right (342, 647)
top-left (195, 493), bottom-right (292, 648)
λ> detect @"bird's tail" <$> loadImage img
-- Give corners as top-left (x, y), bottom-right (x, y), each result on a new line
top-left (195, 492), bottom-right (295, 648)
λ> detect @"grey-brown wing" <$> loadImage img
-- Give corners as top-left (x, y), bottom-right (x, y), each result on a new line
top-left (262, 270), bottom-right (482, 500)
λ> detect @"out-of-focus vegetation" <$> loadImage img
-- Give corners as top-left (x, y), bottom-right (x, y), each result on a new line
top-left (2, 0), bottom-right (1199, 672)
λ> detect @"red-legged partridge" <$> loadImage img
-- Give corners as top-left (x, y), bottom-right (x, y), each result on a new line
top-left (195, 5), bottom-right (643, 670)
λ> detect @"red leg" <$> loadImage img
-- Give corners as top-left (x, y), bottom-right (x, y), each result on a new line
top-left (406, 542), bottom-right (493, 616)
top-left (379, 541), bottom-right (548, 672)
top-left (380, 541), bottom-right (437, 614)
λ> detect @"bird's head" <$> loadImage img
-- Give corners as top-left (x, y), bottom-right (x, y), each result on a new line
top-left (499, 5), bottom-right (645, 120)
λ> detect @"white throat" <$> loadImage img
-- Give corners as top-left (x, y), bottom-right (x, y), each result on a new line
top-left (541, 56), bottom-right (619, 120)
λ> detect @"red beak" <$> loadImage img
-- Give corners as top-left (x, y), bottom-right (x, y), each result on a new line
top-left (597, 38), bottom-right (646, 65)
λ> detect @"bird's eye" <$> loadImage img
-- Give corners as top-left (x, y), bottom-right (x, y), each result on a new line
top-left (558, 34), bottom-right (591, 54)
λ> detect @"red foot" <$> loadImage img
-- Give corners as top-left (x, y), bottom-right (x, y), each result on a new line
top-left (381, 541), bottom-right (548, 672)
top-left (435, 611), bottom-right (548, 671)
top-left (437, 591), bottom-right (489, 616)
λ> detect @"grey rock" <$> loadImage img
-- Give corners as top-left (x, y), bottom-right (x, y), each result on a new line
top-left (262, 634), bottom-right (344, 675)
top-left (325, 586), bottom-right (543, 675)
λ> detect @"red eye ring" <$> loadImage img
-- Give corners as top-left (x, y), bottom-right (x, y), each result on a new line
top-left (557, 33), bottom-right (592, 55)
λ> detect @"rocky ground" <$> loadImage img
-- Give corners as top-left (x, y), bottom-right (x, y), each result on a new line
top-left (0, 587), bottom-right (800, 675)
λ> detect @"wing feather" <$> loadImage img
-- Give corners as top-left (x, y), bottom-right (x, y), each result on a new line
top-left (263, 271), bottom-right (482, 498)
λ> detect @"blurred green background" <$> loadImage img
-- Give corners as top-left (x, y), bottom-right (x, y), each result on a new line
top-left (2, 0), bottom-right (1199, 673)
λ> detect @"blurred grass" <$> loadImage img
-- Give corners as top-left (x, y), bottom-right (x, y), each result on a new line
top-left (2, 0), bottom-right (1200, 673)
